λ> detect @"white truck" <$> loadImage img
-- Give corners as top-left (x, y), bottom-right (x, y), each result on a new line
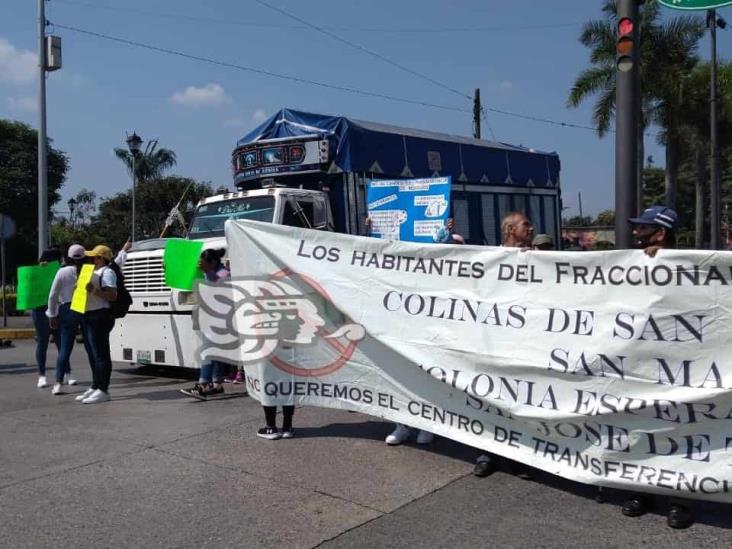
top-left (110, 108), bottom-right (561, 369)
top-left (110, 185), bottom-right (333, 368)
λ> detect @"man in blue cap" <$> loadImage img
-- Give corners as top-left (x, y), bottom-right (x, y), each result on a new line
top-left (628, 205), bottom-right (678, 257)
top-left (624, 205), bottom-right (693, 529)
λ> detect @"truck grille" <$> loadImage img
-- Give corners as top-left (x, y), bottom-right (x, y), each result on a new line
top-left (123, 256), bottom-right (169, 294)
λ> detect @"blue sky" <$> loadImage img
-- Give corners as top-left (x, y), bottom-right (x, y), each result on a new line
top-left (2, 0), bottom-right (731, 218)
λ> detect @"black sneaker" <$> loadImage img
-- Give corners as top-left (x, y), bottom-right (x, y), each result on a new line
top-left (474, 455), bottom-right (497, 477)
top-left (257, 426), bottom-right (282, 440)
top-left (281, 428), bottom-right (295, 439)
top-left (201, 385), bottom-right (225, 398)
top-left (180, 383), bottom-right (208, 400)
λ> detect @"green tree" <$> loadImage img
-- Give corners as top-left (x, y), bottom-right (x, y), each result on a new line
top-left (90, 176), bottom-right (216, 249)
top-left (594, 210), bottom-right (615, 226)
top-left (0, 119), bottom-right (68, 278)
top-left (567, 1), bottom-right (705, 210)
top-left (113, 139), bottom-right (177, 185)
top-left (562, 215), bottom-right (593, 228)
top-left (50, 219), bottom-right (102, 250)
top-left (675, 61), bottom-right (732, 247)
top-left (68, 187), bottom-right (97, 227)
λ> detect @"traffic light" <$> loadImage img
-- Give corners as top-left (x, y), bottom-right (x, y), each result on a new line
top-left (614, 0), bottom-right (643, 249)
top-left (616, 16), bottom-right (635, 73)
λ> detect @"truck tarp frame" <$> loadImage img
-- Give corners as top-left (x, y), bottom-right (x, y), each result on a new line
top-left (237, 108), bottom-right (560, 188)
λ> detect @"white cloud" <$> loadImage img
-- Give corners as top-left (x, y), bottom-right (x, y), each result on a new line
top-left (170, 83), bottom-right (227, 106)
top-left (0, 38), bottom-right (37, 84)
top-left (499, 81), bottom-right (514, 92)
top-left (8, 95), bottom-right (37, 113)
top-left (252, 108), bottom-right (267, 124)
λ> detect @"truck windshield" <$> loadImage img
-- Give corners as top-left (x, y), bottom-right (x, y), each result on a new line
top-left (188, 196), bottom-right (275, 238)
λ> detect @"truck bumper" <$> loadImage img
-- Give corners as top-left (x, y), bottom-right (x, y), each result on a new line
top-left (111, 313), bottom-right (197, 369)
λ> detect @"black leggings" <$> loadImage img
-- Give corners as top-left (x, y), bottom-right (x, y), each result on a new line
top-left (263, 406), bottom-right (295, 430)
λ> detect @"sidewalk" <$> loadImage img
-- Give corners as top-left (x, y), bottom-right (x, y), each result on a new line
top-left (1, 341), bottom-right (730, 548)
top-left (0, 313), bottom-right (35, 340)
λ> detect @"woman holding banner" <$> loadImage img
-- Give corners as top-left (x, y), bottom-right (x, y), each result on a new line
top-left (79, 245), bottom-right (118, 404)
top-left (33, 247), bottom-right (65, 389)
top-left (181, 249), bottom-right (232, 400)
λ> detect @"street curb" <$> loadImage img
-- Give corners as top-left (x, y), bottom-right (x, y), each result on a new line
top-left (0, 329), bottom-right (36, 340)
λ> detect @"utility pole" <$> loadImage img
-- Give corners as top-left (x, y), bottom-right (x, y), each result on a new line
top-left (709, 9), bottom-right (724, 249)
top-left (579, 192), bottom-right (584, 219)
top-left (37, 0), bottom-right (48, 255)
top-left (473, 88), bottom-right (481, 139)
top-left (614, 0), bottom-right (642, 249)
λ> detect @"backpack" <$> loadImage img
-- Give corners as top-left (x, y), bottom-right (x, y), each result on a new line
top-left (105, 263), bottom-right (132, 319)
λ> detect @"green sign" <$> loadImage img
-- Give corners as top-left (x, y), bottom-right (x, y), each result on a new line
top-left (16, 261), bottom-right (60, 310)
top-left (658, 0), bottom-right (732, 10)
top-left (163, 239), bottom-right (204, 291)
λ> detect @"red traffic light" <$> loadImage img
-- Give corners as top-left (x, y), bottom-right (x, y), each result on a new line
top-left (618, 18), bottom-right (633, 36)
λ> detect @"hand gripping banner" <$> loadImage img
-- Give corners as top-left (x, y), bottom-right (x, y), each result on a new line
top-left (194, 220), bottom-right (732, 502)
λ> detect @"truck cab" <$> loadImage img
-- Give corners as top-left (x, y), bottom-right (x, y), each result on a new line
top-left (113, 185), bottom-right (335, 367)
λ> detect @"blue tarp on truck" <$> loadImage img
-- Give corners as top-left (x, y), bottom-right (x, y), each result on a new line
top-left (236, 108), bottom-right (562, 246)
top-left (238, 108), bottom-right (560, 188)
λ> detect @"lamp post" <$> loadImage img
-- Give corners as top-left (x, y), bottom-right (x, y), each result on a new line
top-left (126, 132), bottom-right (142, 241)
top-left (709, 10), bottom-right (727, 249)
top-left (67, 197), bottom-right (77, 228)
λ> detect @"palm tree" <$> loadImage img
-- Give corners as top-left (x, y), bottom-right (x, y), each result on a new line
top-left (568, 1), bottom-right (704, 211)
top-left (114, 139), bottom-right (177, 185)
top-left (677, 61), bottom-right (732, 247)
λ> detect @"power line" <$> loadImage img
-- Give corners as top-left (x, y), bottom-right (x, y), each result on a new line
top-left (52, 23), bottom-right (471, 113)
top-left (479, 107), bottom-right (497, 141)
top-left (53, 0), bottom-right (581, 34)
top-left (254, 0), bottom-right (472, 102)
top-left (485, 106), bottom-right (660, 139)
top-left (485, 105), bottom-right (610, 133)
top-left (53, 23), bottom-right (633, 138)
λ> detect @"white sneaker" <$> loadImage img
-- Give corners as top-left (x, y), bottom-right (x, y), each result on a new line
top-left (416, 430), bottom-right (434, 445)
top-left (51, 383), bottom-right (63, 395)
top-left (385, 424), bottom-right (411, 445)
top-left (75, 388), bottom-right (95, 402)
top-left (63, 374), bottom-right (78, 386)
top-left (82, 389), bottom-right (110, 404)
top-left (37, 376), bottom-right (49, 388)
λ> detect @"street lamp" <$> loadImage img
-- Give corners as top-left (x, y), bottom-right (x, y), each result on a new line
top-left (67, 197), bottom-right (77, 228)
top-left (126, 132), bottom-right (143, 241)
top-left (709, 10), bottom-right (727, 249)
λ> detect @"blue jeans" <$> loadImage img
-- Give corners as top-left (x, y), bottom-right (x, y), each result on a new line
top-left (82, 309), bottom-right (115, 392)
top-left (199, 361), bottom-right (224, 384)
top-left (31, 307), bottom-right (59, 376)
top-left (54, 303), bottom-right (90, 383)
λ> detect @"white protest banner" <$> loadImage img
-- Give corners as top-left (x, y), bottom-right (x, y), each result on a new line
top-left (195, 220), bottom-right (732, 502)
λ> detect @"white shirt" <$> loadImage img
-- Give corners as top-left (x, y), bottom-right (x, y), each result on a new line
top-left (85, 266), bottom-right (118, 312)
top-left (46, 253), bottom-right (126, 317)
top-left (46, 265), bottom-right (78, 317)
top-left (115, 250), bottom-right (128, 269)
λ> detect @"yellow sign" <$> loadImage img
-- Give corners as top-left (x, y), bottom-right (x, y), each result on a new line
top-left (70, 264), bottom-right (95, 313)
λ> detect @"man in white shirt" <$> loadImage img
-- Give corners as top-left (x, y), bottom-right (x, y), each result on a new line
top-left (474, 212), bottom-right (534, 478)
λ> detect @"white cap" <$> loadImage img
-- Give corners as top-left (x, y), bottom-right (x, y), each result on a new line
top-left (67, 244), bottom-right (86, 260)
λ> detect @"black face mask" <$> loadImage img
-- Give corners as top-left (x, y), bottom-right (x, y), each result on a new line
top-left (633, 227), bottom-right (660, 249)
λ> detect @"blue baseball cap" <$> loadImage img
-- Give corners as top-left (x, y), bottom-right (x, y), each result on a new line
top-left (629, 206), bottom-right (678, 230)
